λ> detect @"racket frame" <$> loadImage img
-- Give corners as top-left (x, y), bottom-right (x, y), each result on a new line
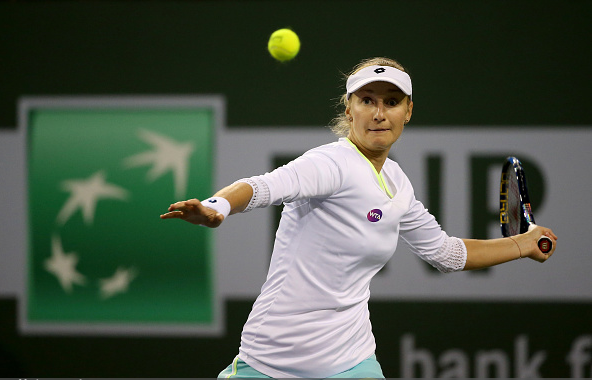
top-left (500, 156), bottom-right (552, 254)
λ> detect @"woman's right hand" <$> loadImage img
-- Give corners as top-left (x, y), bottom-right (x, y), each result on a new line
top-left (160, 198), bottom-right (225, 228)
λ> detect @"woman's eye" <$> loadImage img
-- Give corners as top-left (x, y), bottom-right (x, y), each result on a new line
top-left (387, 99), bottom-right (398, 106)
top-left (362, 98), bottom-right (372, 104)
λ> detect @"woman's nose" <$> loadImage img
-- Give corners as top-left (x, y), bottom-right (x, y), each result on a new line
top-left (373, 103), bottom-right (385, 122)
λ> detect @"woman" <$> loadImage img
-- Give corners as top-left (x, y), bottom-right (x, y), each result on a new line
top-left (160, 57), bottom-right (557, 378)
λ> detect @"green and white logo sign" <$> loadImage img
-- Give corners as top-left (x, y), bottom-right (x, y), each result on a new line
top-left (22, 97), bottom-right (223, 335)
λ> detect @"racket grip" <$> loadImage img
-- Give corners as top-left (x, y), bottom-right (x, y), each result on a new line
top-left (528, 224), bottom-right (553, 254)
top-left (537, 236), bottom-right (553, 254)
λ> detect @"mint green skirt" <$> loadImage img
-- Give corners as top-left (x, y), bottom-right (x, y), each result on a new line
top-left (218, 354), bottom-right (384, 378)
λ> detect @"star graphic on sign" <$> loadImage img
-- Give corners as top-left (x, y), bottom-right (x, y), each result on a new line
top-left (44, 235), bottom-right (87, 293)
top-left (57, 170), bottom-right (129, 226)
top-left (99, 267), bottom-right (138, 299)
top-left (123, 129), bottom-right (194, 199)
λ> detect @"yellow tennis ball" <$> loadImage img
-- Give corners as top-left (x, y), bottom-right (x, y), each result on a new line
top-left (268, 28), bottom-right (300, 62)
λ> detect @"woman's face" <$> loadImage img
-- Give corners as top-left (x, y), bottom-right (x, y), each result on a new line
top-left (346, 81), bottom-right (413, 155)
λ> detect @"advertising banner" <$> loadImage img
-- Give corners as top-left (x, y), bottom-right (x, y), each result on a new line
top-left (20, 97), bottom-right (223, 335)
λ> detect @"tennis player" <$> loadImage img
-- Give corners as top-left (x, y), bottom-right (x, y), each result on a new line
top-left (161, 57), bottom-right (558, 378)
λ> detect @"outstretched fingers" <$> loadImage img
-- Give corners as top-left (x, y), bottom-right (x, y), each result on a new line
top-left (160, 199), bottom-right (224, 227)
top-left (168, 199), bottom-right (201, 212)
top-left (161, 199), bottom-right (202, 220)
top-left (160, 210), bottom-right (184, 219)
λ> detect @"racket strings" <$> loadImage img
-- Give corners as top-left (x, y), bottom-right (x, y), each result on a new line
top-left (506, 169), bottom-right (522, 235)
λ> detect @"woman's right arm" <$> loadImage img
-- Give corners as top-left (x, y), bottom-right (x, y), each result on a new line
top-left (159, 182), bottom-right (253, 227)
top-left (161, 148), bottom-right (342, 228)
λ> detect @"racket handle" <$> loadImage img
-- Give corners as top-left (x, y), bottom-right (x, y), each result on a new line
top-left (528, 224), bottom-right (553, 254)
top-left (537, 236), bottom-right (553, 254)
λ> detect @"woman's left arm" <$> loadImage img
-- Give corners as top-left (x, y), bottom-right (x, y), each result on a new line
top-left (462, 225), bottom-right (558, 271)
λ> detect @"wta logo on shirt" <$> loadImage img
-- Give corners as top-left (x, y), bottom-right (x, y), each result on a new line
top-left (367, 209), bottom-right (383, 222)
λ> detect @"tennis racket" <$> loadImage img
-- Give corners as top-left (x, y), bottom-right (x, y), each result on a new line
top-left (499, 156), bottom-right (553, 254)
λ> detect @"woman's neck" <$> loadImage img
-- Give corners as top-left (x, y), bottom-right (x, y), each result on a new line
top-left (346, 137), bottom-right (389, 173)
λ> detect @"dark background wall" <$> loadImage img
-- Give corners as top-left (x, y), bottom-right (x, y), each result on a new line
top-left (2, 0), bottom-right (592, 130)
top-left (1, 1), bottom-right (591, 377)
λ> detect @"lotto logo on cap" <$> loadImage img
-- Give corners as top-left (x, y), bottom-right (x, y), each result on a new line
top-left (346, 65), bottom-right (412, 100)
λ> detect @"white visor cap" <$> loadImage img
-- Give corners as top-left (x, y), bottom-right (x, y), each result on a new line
top-left (346, 65), bottom-right (412, 100)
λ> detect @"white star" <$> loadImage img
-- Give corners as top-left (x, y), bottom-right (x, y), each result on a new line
top-left (57, 171), bottom-right (129, 226)
top-left (99, 267), bottom-right (138, 299)
top-left (123, 129), bottom-right (194, 199)
top-left (44, 235), bottom-right (86, 293)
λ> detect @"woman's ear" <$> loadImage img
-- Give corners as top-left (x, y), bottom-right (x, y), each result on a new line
top-left (406, 100), bottom-right (413, 122)
top-left (345, 106), bottom-right (352, 121)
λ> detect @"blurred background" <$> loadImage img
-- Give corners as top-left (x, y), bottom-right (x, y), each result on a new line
top-left (1, 0), bottom-right (591, 377)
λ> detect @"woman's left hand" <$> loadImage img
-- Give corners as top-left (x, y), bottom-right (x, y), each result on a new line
top-left (521, 225), bottom-right (558, 262)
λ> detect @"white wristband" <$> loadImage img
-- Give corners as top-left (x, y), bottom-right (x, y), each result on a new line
top-left (201, 197), bottom-right (231, 219)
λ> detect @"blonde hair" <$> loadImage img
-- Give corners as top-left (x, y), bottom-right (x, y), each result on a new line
top-left (329, 57), bottom-right (411, 137)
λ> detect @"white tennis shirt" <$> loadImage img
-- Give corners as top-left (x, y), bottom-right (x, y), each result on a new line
top-left (236, 138), bottom-right (466, 378)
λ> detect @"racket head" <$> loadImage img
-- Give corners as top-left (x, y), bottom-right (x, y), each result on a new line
top-left (500, 156), bottom-right (536, 237)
